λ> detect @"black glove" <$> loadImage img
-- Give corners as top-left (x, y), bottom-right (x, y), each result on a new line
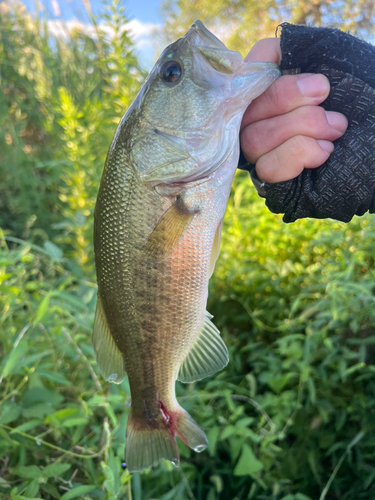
top-left (239, 23), bottom-right (375, 223)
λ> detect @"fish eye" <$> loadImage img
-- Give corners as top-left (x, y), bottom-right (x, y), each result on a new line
top-left (160, 61), bottom-right (182, 85)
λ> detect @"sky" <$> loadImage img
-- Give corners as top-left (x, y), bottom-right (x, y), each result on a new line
top-left (21, 0), bottom-right (164, 68)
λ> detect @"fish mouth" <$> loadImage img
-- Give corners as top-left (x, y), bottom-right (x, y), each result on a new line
top-left (184, 20), bottom-right (228, 51)
top-left (184, 20), bottom-right (243, 76)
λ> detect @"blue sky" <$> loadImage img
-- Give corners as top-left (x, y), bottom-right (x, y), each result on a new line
top-left (22, 0), bottom-right (162, 23)
top-left (22, 0), bottom-right (164, 68)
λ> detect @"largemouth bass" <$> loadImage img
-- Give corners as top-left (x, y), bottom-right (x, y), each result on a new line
top-left (93, 20), bottom-right (279, 472)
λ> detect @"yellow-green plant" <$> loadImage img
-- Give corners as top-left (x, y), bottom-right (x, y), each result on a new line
top-left (160, 0), bottom-right (375, 56)
top-left (0, 0), bottom-right (144, 270)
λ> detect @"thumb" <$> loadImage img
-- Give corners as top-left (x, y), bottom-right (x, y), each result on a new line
top-left (244, 38), bottom-right (281, 64)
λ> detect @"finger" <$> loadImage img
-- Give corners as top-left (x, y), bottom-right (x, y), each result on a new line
top-left (244, 38), bottom-right (281, 64)
top-left (255, 136), bottom-right (334, 183)
top-left (241, 73), bottom-right (330, 131)
top-left (241, 106), bottom-right (348, 164)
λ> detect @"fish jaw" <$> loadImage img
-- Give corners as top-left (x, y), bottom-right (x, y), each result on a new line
top-left (184, 20), bottom-right (229, 51)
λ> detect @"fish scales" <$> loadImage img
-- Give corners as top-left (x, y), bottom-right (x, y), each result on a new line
top-left (93, 20), bottom-right (280, 472)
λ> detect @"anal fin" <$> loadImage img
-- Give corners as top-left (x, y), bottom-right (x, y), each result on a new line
top-left (178, 311), bottom-right (228, 383)
top-left (93, 295), bottom-right (126, 384)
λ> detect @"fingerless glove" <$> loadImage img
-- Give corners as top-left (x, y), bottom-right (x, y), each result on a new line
top-left (239, 23), bottom-right (375, 222)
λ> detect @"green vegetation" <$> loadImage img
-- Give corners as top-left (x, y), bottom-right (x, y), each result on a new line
top-left (161, 0), bottom-right (375, 56)
top-left (1, 2), bottom-right (374, 500)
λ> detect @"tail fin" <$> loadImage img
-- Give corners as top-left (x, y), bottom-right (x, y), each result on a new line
top-left (125, 403), bottom-right (208, 473)
top-left (125, 413), bottom-right (179, 473)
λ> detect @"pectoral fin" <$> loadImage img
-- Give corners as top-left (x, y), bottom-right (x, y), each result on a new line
top-left (178, 311), bottom-right (228, 383)
top-left (93, 295), bottom-right (126, 384)
top-left (208, 220), bottom-right (223, 278)
top-left (145, 197), bottom-right (197, 255)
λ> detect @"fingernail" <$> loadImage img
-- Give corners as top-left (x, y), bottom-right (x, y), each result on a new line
top-left (317, 140), bottom-right (334, 153)
top-left (297, 74), bottom-right (329, 98)
top-left (326, 111), bottom-right (348, 132)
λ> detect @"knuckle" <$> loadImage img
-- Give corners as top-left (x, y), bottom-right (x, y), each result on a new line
top-left (290, 135), bottom-right (312, 154)
top-left (256, 156), bottom-right (274, 181)
top-left (297, 105), bottom-right (326, 122)
top-left (240, 125), bottom-right (264, 162)
top-left (263, 81), bottom-right (285, 110)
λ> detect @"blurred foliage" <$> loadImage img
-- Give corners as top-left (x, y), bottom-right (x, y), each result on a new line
top-left (160, 0), bottom-right (375, 56)
top-left (1, 1), bottom-right (375, 500)
top-left (0, 0), bottom-right (144, 269)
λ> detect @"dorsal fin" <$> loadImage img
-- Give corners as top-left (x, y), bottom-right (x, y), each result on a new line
top-left (178, 311), bottom-right (228, 383)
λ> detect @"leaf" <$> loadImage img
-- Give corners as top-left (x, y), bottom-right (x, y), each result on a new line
top-left (62, 418), bottom-right (88, 427)
top-left (207, 489), bottom-right (216, 500)
top-left (207, 426), bottom-right (220, 457)
top-left (11, 419), bottom-right (41, 433)
top-left (348, 431), bottom-right (365, 449)
top-left (0, 401), bottom-right (22, 425)
top-left (60, 485), bottom-right (97, 500)
top-left (40, 484), bottom-right (61, 500)
top-left (210, 474), bottom-right (223, 493)
top-left (22, 387), bottom-right (64, 407)
top-left (24, 479), bottom-right (40, 498)
top-left (364, 469), bottom-right (375, 490)
top-left (36, 370), bottom-right (70, 385)
top-left (42, 463), bottom-right (71, 477)
top-left (43, 241), bottom-right (63, 261)
top-left (102, 463), bottom-right (116, 495)
top-left (12, 465), bottom-right (41, 479)
top-left (234, 444), bottom-right (263, 476)
top-left (0, 428), bottom-right (20, 446)
top-left (105, 404), bottom-right (117, 427)
top-left (236, 417), bottom-right (254, 428)
top-left (295, 494), bottom-right (313, 500)
top-left (1, 339), bottom-right (28, 379)
top-left (10, 494), bottom-right (43, 500)
top-left (0, 477), bottom-right (10, 492)
top-left (348, 335), bottom-right (375, 345)
top-left (308, 378), bottom-right (316, 405)
top-left (17, 351), bottom-right (53, 369)
top-left (343, 363), bottom-right (366, 377)
top-left (46, 408), bottom-right (79, 423)
top-left (220, 425), bottom-right (236, 440)
top-left (34, 292), bottom-right (52, 325)
top-left (22, 403), bottom-right (56, 419)
top-left (87, 395), bottom-right (106, 406)
top-left (229, 436), bottom-right (244, 462)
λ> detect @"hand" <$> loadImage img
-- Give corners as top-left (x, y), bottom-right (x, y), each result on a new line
top-left (240, 39), bottom-right (348, 183)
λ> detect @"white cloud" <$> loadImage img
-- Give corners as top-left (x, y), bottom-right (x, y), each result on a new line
top-left (126, 19), bottom-right (159, 39)
top-left (51, 0), bottom-right (61, 17)
top-left (47, 18), bottom-right (160, 69)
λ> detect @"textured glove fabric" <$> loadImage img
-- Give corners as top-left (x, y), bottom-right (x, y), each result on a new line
top-left (240, 23), bottom-right (375, 223)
